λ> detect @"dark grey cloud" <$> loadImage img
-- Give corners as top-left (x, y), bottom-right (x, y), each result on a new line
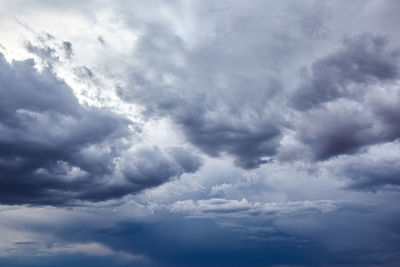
top-left (291, 34), bottom-right (400, 160)
top-left (62, 41), bottom-right (73, 59)
top-left (24, 40), bottom-right (59, 69)
top-left (0, 53), bottom-right (201, 205)
top-left (294, 103), bottom-right (377, 160)
top-left (97, 36), bottom-right (105, 46)
top-left (3, 1), bottom-right (400, 266)
top-left (174, 107), bottom-right (282, 169)
top-left (334, 153), bottom-right (400, 192)
top-left (120, 30), bottom-right (400, 169)
top-left (115, 4), bottom-right (400, 170)
top-left (292, 34), bottom-right (400, 110)
top-left (295, 102), bottom-right (400, 161)
top-left (117, 7), bottom-right (293, 169)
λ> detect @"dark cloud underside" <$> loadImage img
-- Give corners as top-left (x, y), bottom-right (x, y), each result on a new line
top-left (0, 54), bottom-right (201, 205)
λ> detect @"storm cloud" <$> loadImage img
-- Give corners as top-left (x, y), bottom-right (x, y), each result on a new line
top-left (1, 0), bottom-right (400, 266)
top-left (292, 34), bottom-right (400, 160)
top-left (292, 34), bottom-right (400, 110)
top-left (0, 54), bottom-right (201, 205)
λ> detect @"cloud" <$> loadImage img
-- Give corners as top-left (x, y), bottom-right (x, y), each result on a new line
top-left (342, 158), bottom-right (400, 191)
top-left (116, 1), bottom-right (302, 169)
top-left (115, 6), bottom-right (400, 170)
top-left (169, 198), bottom-right (337, 218)
top-left (0, 53), bottom-right (201, 205)
top-left (291, 34), bottom-right (400, 160)
top-left (2, 1), bottom-right (400, 266)
top-left (0, 204), bottom-right (330, 267)
top-left (327, 144), bottom-right (400, 191)
top-left (294, 100), bottom-right (378, 160)
top-left (61, 41), bottom-right (73, 59)
top-left (4, 199), bottom-right (396, 267)
top-left (291, 34), bottom-right (400, 110)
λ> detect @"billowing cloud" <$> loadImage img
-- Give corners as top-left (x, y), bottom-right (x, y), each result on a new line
top-left (292, 34), bottom-right (399, 110)
top-left (292, 34), bottom-right (400, 160)
top-left (116, 1), bottom-right (299, 169)
top-left (0, 54), bottom-right (201, 205)
top-left (1, 0), bottom-right (400, 266)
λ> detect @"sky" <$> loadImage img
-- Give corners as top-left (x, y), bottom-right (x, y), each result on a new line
top-left (0, 0), bottom-right (400, 266)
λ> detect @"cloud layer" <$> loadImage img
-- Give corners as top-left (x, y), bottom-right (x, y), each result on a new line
top-left (0, 0), bottom-right (400, 266)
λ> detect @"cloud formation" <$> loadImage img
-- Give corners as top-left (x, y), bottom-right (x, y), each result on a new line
top-left (0, 54), bottom-right (201, 205)
top-left (1, 1), bottom-right (400, 266)
top-left (292, 34), bottom-right (400, 110)
top-left (292, 34), bottom-right (400, 160)
top-left (170, 198), bottom-right (337, 218)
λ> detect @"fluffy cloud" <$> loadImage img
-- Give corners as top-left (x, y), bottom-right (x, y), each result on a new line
top-left (291, 34), bottom-right (400, 161)
top-left (116, 1), bottom-right (307, 169)
top-left (292, 34), bottom-right (400, 110)
top-left (0, 54), bottom-right (201, 205)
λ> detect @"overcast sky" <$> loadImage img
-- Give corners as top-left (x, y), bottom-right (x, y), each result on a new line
top-left (0, 1), bottom-right (400, 266)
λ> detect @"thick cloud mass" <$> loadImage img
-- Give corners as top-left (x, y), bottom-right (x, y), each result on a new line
top-left (117, 9), bottom-right (289, 169)
top-left (1, 1), bottom-right (400, 266)
top-left (0, 54), bottom-right (201, 205)
top-left (343, 158), bottom-right (400, 191)
top-left (292, 34), bottom-right (400, 110)
top-left (329, 145), bottom-right (400, 191)
top-left (288, 34), bottom-right (400, 161)
top-left (118, 9), bottom-right (400, 170)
